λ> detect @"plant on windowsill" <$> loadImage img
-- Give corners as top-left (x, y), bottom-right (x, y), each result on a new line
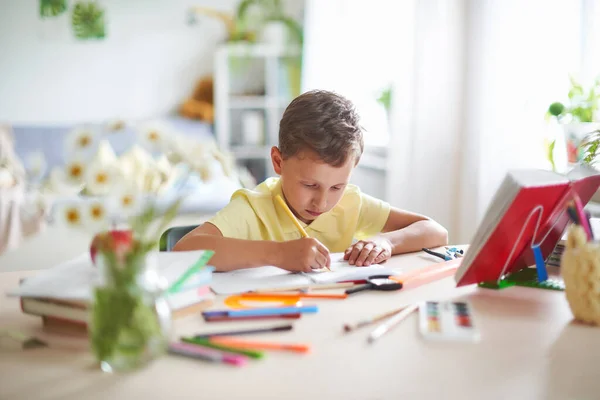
top-left (546, 76), bottom-right (600, 171)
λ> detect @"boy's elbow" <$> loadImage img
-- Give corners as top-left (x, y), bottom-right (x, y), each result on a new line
top-left (427, 219), bottom-right (448, 247)
top-left (435, 223), bottom-right (449, 246)
top-left (439, 226), bottom-right (449, 246)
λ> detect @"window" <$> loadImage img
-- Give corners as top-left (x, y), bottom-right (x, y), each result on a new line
top-left (302, 0), bottom-right (404, 147)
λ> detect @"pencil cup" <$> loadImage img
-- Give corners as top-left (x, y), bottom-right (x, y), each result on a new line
top-left (561, 225), bottom-right (600, 326)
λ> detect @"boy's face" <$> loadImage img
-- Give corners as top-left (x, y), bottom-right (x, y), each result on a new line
top-left (271, 147), bottom-right (355, 224)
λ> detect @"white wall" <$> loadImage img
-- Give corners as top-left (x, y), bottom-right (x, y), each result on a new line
top-left (0, 0), bottom-right (238, 124)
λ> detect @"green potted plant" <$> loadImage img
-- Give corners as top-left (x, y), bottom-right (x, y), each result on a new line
top-left (234, 0), bottom-right (303, 97)
top-left (546, 76), bottom-right (600, 169)
top-left (235, 0), bottom-right (303, 47)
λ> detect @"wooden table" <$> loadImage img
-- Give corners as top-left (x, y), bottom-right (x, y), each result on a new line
top-left (1, 250), bottom-right (599, 400)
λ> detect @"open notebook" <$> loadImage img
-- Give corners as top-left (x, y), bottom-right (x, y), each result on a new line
top-left (210, 253), bottom-right (402, 295)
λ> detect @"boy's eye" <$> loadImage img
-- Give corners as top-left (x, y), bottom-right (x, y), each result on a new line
top-left (331, 186), bottom-right (342, 191)
top-left (302, 183), bottom-right (317, 188)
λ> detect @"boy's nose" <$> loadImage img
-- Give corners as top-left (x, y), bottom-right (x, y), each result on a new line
top-left (313, 193), bottom-right (327, 211)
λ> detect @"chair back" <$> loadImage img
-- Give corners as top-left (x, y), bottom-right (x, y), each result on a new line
top-left (159, 224), bottom-right (198, 251)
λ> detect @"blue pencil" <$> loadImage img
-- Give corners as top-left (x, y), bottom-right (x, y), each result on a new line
top-left (202, 305), bottom-right (318, 319)
top-left (220, 305), bottom-right (318, 318)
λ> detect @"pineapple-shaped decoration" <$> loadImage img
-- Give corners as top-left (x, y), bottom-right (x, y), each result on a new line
top-left (561, 224), bottom-right (600, 325)
top-left (71, 1), bottom-right (105, 40)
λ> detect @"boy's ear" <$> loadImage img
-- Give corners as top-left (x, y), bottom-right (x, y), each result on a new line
top-left (271, 146), bottom-right (283, 175)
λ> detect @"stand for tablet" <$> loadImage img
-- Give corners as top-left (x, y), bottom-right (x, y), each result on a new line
top-left (478, 205), bottom-right (566, 291)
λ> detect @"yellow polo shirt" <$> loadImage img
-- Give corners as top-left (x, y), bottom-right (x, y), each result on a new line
top-left (208, 177), bottom-right (391, 252)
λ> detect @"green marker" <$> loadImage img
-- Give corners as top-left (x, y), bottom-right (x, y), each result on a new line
top-left (167, 250), bottom-right (215, 294)
top-left (181, 337), bottom-right (265, 359)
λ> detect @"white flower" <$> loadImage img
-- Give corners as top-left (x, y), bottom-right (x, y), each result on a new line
top-left (58, 204), bottom-right (83, 228)
top-left (191, 157), bottom-right (213, 182)
top-left (0, 168), bottom-right (14, 188)
top-left (25, 151), bottom-right (47, 181)
top-left (137, 121), bottom-right (171, 152)
top-left (64, 158), bottom-right (86, 185)
top-left (213, 150), bottom-right (234, 177)
top-left (47, 167), bottom-right (82, 195)
top-left (85, 163), bottom-right (120, 196)
top-left (91, 140), bottom-right (118, 165)
top-left (65, 127), bottom-right (98, 156)
top-left (105, 119), bottom-right (127, 132)
top-left (118, 144), bottom-right (154, 179)
top-left (85, 200), bottom-right (110, 232)
top-left (111, 186), bottom-right (144, 218)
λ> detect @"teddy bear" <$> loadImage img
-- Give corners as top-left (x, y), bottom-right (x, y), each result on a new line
top-left (180, 76), bottom-right (215, 124)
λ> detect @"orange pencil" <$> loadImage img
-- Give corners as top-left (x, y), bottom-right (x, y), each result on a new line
top-left (242, 292), bottom-right (347, 300)
top-left (209, 336), bottom-right (311, 353)
top-left (391, 258), bottom-right (462, 284)
top-left (397, 264), bottom-right (459, 289)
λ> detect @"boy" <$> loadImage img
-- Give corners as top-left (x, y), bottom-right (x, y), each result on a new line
top-left (174, 90), bottom-right (448, 272)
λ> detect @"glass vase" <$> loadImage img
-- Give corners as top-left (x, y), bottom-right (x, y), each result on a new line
top-left (90, 252), bottom-right (171, 373)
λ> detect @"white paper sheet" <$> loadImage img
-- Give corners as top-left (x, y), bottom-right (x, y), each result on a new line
top-left (210, 252), bottom-right (402, 294)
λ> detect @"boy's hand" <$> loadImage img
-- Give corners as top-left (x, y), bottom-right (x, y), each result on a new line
top-left (344, 237), bottom-right (392, 266)
top-left (277, 237), bottom-right (331, 273)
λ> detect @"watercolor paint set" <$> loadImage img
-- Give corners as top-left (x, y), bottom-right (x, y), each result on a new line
top-left (418, 301), bottom-right (480, 342)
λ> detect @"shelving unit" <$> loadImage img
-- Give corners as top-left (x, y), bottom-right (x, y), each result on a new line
top-left (214, 43), bottom-right (301, 183)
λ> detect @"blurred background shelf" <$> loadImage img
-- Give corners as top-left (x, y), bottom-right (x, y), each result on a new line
top-left (215, 42), bottom-right (301, 183)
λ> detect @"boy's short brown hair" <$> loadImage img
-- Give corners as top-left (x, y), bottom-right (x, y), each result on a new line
top-left (278, 90), bottom-right (364, 167)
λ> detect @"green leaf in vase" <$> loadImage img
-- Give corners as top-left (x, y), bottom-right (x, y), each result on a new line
top-left (71, 1), bottom-right (106, 40)
top-left (40, 0), bottom-right (67, 18)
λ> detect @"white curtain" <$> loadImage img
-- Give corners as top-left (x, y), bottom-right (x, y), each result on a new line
top-left (303, 0), bottom-right (587, 243)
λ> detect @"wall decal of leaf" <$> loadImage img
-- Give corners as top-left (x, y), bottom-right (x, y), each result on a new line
top-left (40, 0), bottom-right (67, 18)
top-left (71, 1), bottom-right (106, 40)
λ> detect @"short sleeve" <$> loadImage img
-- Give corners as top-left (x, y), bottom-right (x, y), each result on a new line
top-left (207, 195), bottom-right (261, 240)
top-left (355, 192), bottom-right (391, 239)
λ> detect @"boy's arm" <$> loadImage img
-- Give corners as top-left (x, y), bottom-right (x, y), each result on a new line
top-left (347, 207), bottom-right (448, 266)
top-left (173, 223), bottom-right (330, 272)
top-left (380, 208), bottom-right (448, 254)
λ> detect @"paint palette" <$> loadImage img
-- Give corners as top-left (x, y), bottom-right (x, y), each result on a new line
top-left (418, 301), bottom-right (480, 342)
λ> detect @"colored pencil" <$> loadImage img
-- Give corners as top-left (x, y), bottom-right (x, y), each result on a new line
top-left (242, 292), bottom-right (347, 300)
top-left (202, 305), bottom-right (318, 318)
top-left (209, 337), bottom-right (311, 353)
top-left (181, 337), bottom-right (265, 359)
top-left (193, 324), bottom-right (293, 338)
top-left (343, 306), bottom-right (406, 333)
top-left (204, 314), bottom-right (302, 322)
top-left (168, 342), bottom-right (247, 366)
top-left (167, 250), bottom-right (214, 294)
top-left (393, 263), bottom-right (460, 289)
top-left (571, 197), bottom-right (593, 240)
top-left (367, 303), bottom-right (419, 344)
top-left (228, 305), bottom-right (318, 317)
top-left (275, 194), bottom-right (330, 271)
top-left (390, 258), bottom-right (461, 285)
top-left (275, 195), bottom-right (309, 237)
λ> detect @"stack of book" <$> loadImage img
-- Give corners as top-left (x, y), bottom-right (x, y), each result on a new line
top-left (11, 250), bottom-right (215, 335)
